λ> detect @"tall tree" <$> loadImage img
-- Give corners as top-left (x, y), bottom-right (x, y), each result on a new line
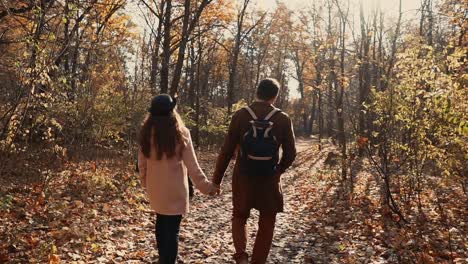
top-left (159, 0), bottom-right (172, 94)
top-left (334, 0), bottom-right (349, 181)
top-left (226, 0), bottom-right (250, 115)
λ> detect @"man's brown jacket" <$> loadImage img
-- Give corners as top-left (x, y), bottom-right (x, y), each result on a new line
top-left (213, 101), bottom-right (297, 214)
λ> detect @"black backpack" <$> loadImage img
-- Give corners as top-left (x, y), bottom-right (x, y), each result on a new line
top-left (240, 106), bottom-right (281, 177)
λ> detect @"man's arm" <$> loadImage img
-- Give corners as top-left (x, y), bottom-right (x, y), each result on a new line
top-left (212, 111), bottom-right (241, 185)
top-left (277, 116), bottom-right (297, 174)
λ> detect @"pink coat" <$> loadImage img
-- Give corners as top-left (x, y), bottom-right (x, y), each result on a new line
top-left (138, 128), bottom-right (212, 215)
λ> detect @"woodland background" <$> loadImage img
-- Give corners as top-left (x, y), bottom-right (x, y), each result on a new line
top-left (0, 0), bottom-right (466, 263)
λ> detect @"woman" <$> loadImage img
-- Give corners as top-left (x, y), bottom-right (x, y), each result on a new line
top-left (138, 94), bottom-right (218, 263)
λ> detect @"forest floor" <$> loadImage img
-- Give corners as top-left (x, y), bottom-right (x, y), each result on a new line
top-left (1, 138), bottom-right (466, 263)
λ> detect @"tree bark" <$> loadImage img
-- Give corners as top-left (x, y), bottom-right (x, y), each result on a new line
top-left (227, 0), bottom-right (250, 115)
top-left (335, 0), bottom-right (348, 181)
top-left (149, 0), bottom-right (165, 93)
top-left (326, 2), bottom-right (336, 139)
top-left (170, 0), bottom-right (212, 96)
top-left (310, 89), bottom-right (317, 135)
top-left (160, 0), bottom-right (172, 94)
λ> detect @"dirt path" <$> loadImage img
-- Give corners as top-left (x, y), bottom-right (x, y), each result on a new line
top-left (70, 138), bottom-right (465, 264)
top-left (175, 138), bottom-right (395, 264)
top-left (4, 138), bottom-right (464, 263)
top-left (2, 139), bottom-right (323, 264)
top-left (174, 138), bottom-right (327, 263)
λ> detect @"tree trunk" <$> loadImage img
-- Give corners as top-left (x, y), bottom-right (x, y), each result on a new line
top-left (169, 0), bottom-right (191, 96)
top-left (310, 89), bottom-right (317, 135)
top-left (384, 0), bottom-right (402, 90)
top-left (318, 89), bottom-right (323, 149)
top-left (194, 46), bottom-right (202, 148)
top-left (160, 0), bottom-right (172, 94)
top-left (326, 2), bottom-right (335, 139)
top-left (171, 0), bottom-right (212, 96)
top-left (358, 7), bottom-right (371, 155)
top-left (327, 66), bottom-right (336, 138)
top-left (149, 0), bottom-right (165, 93)
top-left (336, 3), bottom-right (348, 182)
top-left (227, 0), bottom-right (250, 115)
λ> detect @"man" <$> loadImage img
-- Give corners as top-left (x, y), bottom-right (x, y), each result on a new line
top-left (212, 78), bottom-right (297, 264)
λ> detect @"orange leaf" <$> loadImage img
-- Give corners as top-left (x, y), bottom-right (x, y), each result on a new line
top-left (90, 162), bottom-right (97, 172)
top-left (26, 235), bottom-right (39, 248)
top-left (49, 254), bottom-right (60, 264)
top-left (357, 137), bottom-right (369, 149)
top-left (0, 252), bottom-right (9, 262)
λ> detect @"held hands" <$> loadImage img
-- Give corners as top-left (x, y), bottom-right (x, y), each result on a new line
top-left (207, 182), bottom-right (221, 196)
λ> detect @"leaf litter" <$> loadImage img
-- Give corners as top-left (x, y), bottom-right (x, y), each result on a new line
top-left (1, 139), bottom-right (466, 263)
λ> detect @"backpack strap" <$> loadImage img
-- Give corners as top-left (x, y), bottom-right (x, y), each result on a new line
top-left (264, 108), bottom-right (281, 121)
top-left (263, 108), bottom-right (281, 138)
top-left (244, 106), bottom-right (258, 120)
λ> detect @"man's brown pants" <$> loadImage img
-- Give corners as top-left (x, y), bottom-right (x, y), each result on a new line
top-left (232, 210), bottom-right (277, 264)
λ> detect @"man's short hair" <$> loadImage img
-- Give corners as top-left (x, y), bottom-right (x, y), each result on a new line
top-left (256, 78), bottom-right (280, 101)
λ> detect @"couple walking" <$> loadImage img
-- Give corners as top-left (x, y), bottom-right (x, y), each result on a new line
top-left (138, 78), bottom-right (297, 264)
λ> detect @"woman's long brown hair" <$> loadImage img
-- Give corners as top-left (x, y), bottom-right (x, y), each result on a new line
top-left (139, 110), bottom-right (186, 160)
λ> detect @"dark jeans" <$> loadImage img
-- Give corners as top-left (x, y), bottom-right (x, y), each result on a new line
top-left (156, 214), bottom-right (182, 264)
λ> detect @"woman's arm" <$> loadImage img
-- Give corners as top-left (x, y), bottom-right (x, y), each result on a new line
top-left (182, 132), bottom-right (216, 195)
